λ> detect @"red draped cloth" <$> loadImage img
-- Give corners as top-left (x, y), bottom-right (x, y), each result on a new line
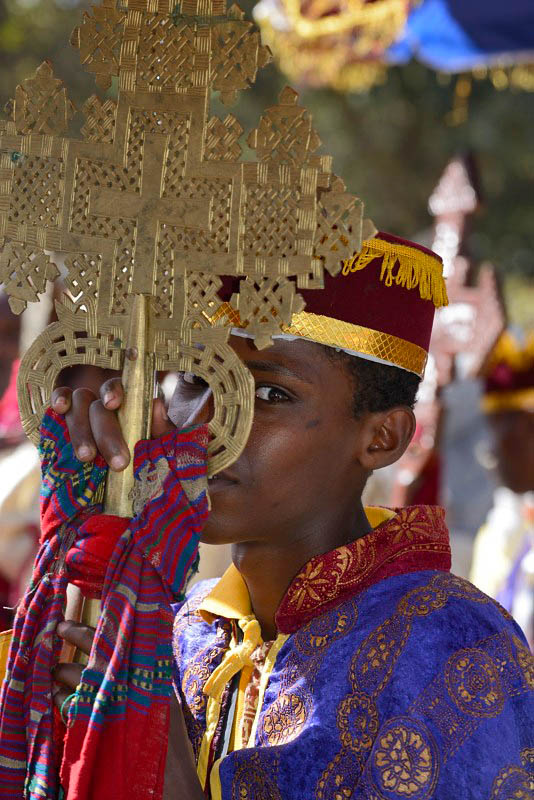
top-left (0, 410), bottom-right (209, 800)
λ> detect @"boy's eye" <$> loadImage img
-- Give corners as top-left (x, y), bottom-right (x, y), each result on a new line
top-left (180, 372), bottom-right (208, 388)
top-left (255, 386), bottom-right (290, 403)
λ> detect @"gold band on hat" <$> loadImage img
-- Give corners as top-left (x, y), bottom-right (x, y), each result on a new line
top-left (481, 388), bottom-right (534, 414)
top-left (208, 303), bottom-right (428, 376)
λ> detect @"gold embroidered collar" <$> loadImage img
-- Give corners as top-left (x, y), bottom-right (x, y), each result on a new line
top-left (199, 505), bottom-right (451, 634)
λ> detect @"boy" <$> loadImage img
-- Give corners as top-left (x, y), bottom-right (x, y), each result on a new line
top-left (8, 233), bottom-right (534, 799)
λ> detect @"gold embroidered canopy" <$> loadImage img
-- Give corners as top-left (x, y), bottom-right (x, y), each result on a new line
top-left (0, 0), bottom-right (366, 511)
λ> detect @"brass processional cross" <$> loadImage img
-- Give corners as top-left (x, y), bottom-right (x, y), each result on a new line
top-left (0, 0), bottom-right (365, 601)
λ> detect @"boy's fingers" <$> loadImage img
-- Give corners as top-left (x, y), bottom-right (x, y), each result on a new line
top-left (52, 685), bottom-right (75, 713)
top-left (52, 662), bottom-right (84, 692)
top-left (67, 388), bottom-right (98, 462)
top-left (150, 397), bottom-right (176, 439)
top-left (90, 400), bottom-right (130, 471)
top-left (57, 620), bottom-right (95, 655)
top-left (51, 387), bottom-right (73, 415)
top-left (99, 377), bottom-right (124, 411)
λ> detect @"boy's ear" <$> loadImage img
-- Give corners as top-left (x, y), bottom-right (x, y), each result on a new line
top-left (358, 407), bottom-right (416, 471)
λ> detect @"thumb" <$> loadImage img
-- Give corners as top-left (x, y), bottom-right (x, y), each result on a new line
top-left (151, 397), bottom-right (176, 439)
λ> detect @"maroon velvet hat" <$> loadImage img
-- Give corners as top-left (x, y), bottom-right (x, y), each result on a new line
top-left (211, 231), bottom-right (448, 378)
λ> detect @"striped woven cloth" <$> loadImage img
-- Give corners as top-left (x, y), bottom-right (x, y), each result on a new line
top-left (0, 409), bottom-right (209, 800)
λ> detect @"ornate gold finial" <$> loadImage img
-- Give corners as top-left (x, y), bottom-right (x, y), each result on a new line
top-left (253, 0), bottom-right (418, 91)
top-left (0, 0), bottom-right (366, 487)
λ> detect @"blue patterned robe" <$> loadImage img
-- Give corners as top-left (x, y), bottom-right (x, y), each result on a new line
top-left (172, 506), bottom-right (534, 800)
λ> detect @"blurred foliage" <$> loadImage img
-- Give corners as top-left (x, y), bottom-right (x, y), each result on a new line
top-left (1, 0), bottom-right (533, 300)
top-left (0, 0), bottom-right (95, 113)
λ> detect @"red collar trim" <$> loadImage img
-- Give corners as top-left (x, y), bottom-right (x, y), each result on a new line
top-left (275, 505), bottom-right (451, 634)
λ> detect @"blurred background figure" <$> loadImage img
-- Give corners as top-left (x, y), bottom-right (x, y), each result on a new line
top-left (470, 330), bottom-right (534, 648)
top-left (0, 294), bottom-right (41, 630)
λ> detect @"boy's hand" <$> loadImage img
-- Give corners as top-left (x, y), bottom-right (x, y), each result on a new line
top-left (52, 621), bottom-right (94, 715)
top-left (51, 378), bottom-right (174, 472)
top-left (53, 622), bottom-right (205, 800)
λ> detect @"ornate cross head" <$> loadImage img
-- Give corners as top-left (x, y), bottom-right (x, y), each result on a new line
top-left (428, 155), bottom-right (505, 383)
top-left (0, 0), bottom-right (365, 479)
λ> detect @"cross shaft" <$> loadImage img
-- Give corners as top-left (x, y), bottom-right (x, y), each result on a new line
top-left (89, 132), bottom-right (210, 293)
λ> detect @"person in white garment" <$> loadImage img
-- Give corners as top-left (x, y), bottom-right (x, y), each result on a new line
top-left (470, 330), bottom-right (534, 649)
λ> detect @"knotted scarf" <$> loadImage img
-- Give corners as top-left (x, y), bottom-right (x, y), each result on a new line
top-left (0, 409), bottom-right (209, 799)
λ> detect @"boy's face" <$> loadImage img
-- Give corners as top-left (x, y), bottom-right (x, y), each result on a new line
top-left (169, 335), bottom-right (370, 547)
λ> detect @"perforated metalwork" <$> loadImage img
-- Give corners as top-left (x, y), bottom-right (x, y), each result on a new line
top-left (0, 0), bottom-right (366, 473)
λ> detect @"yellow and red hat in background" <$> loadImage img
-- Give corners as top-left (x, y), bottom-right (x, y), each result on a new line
top-left (481, 330), bottom-right (534, 414)
top-left (213, 232), bottom-right (448, 378)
